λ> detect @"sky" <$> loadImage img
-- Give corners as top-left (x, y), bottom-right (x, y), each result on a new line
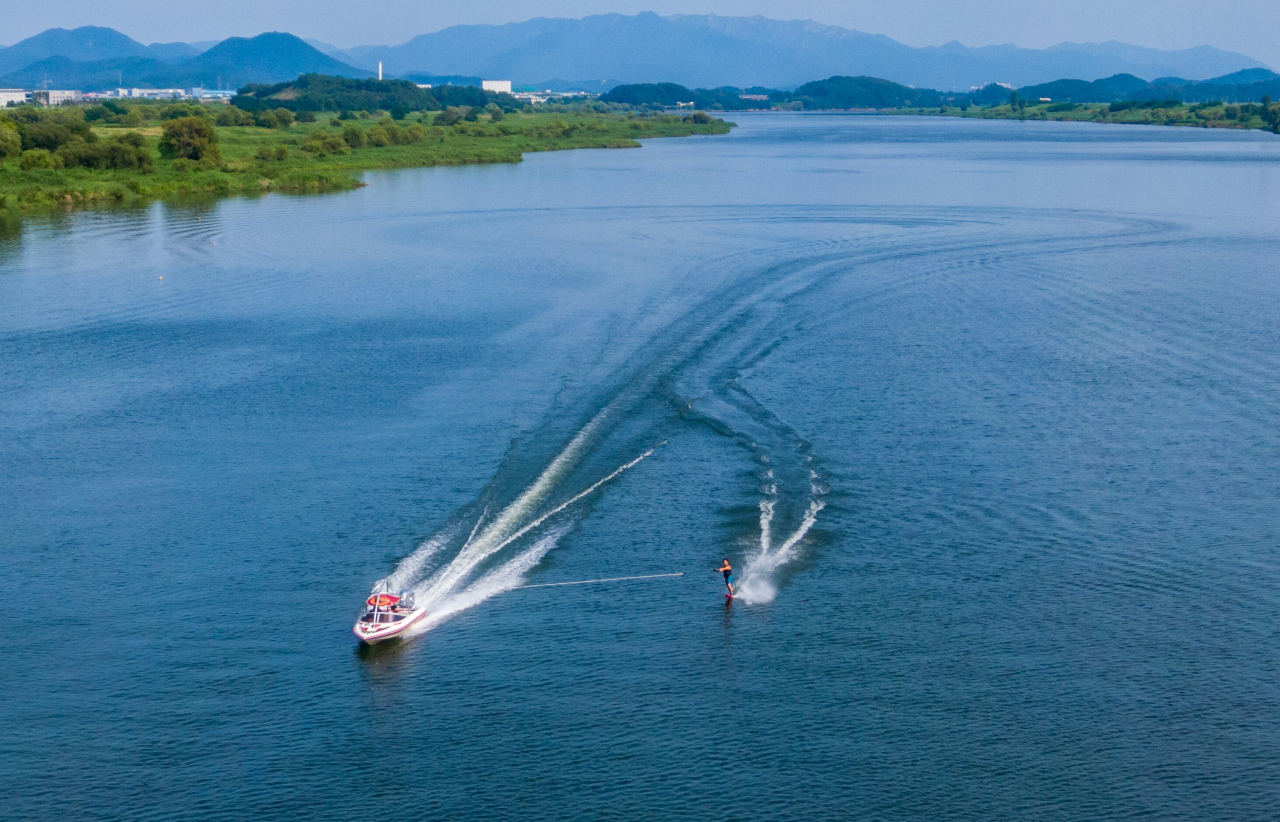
top-left (6, 1), bottom-right (1278, 68)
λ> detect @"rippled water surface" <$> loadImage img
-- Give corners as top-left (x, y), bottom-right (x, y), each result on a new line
top-left (4, 114), bottom-right (1280, 820)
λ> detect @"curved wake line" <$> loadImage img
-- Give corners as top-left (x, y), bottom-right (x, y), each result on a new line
top-left (736, 499), bottom-right (825, 604)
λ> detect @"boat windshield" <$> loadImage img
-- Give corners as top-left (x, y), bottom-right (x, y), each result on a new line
top-left (360, 586), bottom-right (416, 625)
top-left (359, 611), bottom-right (407, 624)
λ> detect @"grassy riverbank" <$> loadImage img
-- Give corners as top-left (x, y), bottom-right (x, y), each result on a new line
top-left (905, 100), bottom-right (1280, 132)
top-left (0, 110), bottom-right (731, 213)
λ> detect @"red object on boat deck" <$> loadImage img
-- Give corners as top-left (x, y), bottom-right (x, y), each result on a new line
top-left (366, 594), bottom-right (401, 607)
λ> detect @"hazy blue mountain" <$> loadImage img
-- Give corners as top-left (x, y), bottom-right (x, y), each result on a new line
top-left (1192, 67), bottom-right (1280, 85)
top-left (2, 55), bottom-right (176, 90)
top-left (0, 32), bottom-right (369, 91)
top-left (190, 33), bottom-right (368, 83)
top-left (1014, 74), bottom-right (1154, 103)
top-left (145, 41), bottom-right (209, 62)
top-left (0, 26), bottom-right (149, 75)
top-left (303, 38), bottom-right (353, 61)
top-left (2, 19), bottom-right (1269, 94)
top-left (1040, 41), bottom-right (1262, 79)
top-left (0, 27), bottom-right (221, 77)
top-left (343, 13), bottom-right (1267, 90)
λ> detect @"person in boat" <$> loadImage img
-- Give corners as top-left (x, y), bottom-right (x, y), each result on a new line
top-left (716, 559), bottom-right (734, 597)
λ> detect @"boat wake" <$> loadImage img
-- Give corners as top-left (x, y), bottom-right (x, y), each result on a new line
top-left (373, 404), bottom-right (662, 635)
top-left (367, 207), bottom-right (1144, 631)
top-left (366, 247), bottom-right (847, 632)
top-left (737, 498), bottom-right (826, 603)
top-left (682, 378), bottom-right (828, 605)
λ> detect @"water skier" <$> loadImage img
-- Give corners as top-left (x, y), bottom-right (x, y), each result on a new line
top-left (716, 559), bottom-right (735, 598)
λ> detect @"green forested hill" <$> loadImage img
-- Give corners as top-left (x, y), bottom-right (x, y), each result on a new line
top-left (231, 75), bottom-right (519, 113)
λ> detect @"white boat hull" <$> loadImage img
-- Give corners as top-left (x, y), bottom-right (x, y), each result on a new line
top-left (353, 607), bottom-right (428, 644)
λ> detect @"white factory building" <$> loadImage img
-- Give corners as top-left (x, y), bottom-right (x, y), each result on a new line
top-left (32, 89), bottom-right (82, 106)
top-left (0, 89), bottom-right (30, 106)
top-left (482, 80), bottom-right (512, 94)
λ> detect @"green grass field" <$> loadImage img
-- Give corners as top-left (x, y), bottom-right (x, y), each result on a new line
top-left (0, 111), bottom-right (732, 213)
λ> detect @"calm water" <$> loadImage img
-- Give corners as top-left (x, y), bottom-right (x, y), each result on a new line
top-left (3, 114), bottom-right (1280, 820)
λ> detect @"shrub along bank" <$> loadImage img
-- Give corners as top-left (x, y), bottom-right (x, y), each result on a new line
top-left (0, 102), bottom-right (731, 212)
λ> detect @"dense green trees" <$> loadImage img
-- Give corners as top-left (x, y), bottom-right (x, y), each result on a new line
top-left (434, 107), bottom-right (464, 126)
top-left (790, 76), bottom-right (944, 109)
top-left (20, 149), bottom-right (61, 170)
top-left (433, 84), bottom-right (516, 111)
top-left (232, 75), bottom-right (519, 115)
top-left (57, 133), bottom-right (153, 171)
top-left (234, 75), bottom-right (439, 113)
top-left (0, 119), bottom-right (22, 159)
top-left (301, 131), bottom-right (349, 155)
top-left (0, 108), bottom-right (731, 212)
top-left (159, 103), bottom-right (210, 121)
top-left (342, 124), bottom-right (365, 148)
top-left (1109, 99), bottom-right (1182, 113)
top-left (602, 70), bottom-right (1280, 113)
top-left (21, 120), bottom-right (95, 151)
top-left (602, 83), bottom-right (695, 106)
top-left (158, 117), bottom-right (221, 164)
top-left (85, 100), bottom-right (145, 126)
top-left (253, 108), bottom-right (295, 129)
top-left (367, 119), bottom-right (425, 147)
top-left (602, 77), bottom-right (942, 110)
top-left (214, 107), bottom-right (255, 126)
top-left (0, 110), bottom-right (147, 169)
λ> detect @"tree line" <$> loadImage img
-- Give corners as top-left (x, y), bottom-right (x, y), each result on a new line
top-left (231, 74), bottom-right (521, 114)
top-left (604, 70), bottom-right (1280, 115)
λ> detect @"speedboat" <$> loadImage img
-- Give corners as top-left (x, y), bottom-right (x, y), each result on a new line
top-left (353, 582), bottom-right (428, 644)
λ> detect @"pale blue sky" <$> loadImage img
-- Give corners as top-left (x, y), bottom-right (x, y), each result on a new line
top-left (7, 1), bottom-right (1277, 68)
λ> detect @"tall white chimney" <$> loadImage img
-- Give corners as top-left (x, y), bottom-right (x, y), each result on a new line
top-left (378, 61), bottom-right (383, 81)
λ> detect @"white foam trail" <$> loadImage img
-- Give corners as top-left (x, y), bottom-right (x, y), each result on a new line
top-left (463, 506), bottom-right (489, 548)
top-left (417, 444), bottom-right (657, 604)
top-left (409, 409), bottom-right (609, 602)
top-left (412, 444), bottom-right (660, 627)
top-left (736, 499), bottom-right (825, 604)
top-left (383, 531), bottom-right (451, 591)
top-left (758, 499), bottom-right (775, 555)
top-left (406, 527), bottom-right (568, 635)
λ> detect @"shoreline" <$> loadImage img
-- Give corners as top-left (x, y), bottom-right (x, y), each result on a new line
top-left (720, 106), bottom-right (1279, 135)
top-left (898, 101), bottom-right (1280, 134)
top-left (0, 111), bottom-right (732, 215)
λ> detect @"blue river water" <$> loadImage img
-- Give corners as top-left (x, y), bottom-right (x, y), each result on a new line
top-left (3, 113), bottom-right (1280, 820)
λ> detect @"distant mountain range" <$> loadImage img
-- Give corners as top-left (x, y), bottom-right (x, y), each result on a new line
top-left (0, 27), bottom-right (368, 90)
top-left (0, 16), bottom-right (1269, 93)
top-left (326, 13), bottom-right (1266, 90)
